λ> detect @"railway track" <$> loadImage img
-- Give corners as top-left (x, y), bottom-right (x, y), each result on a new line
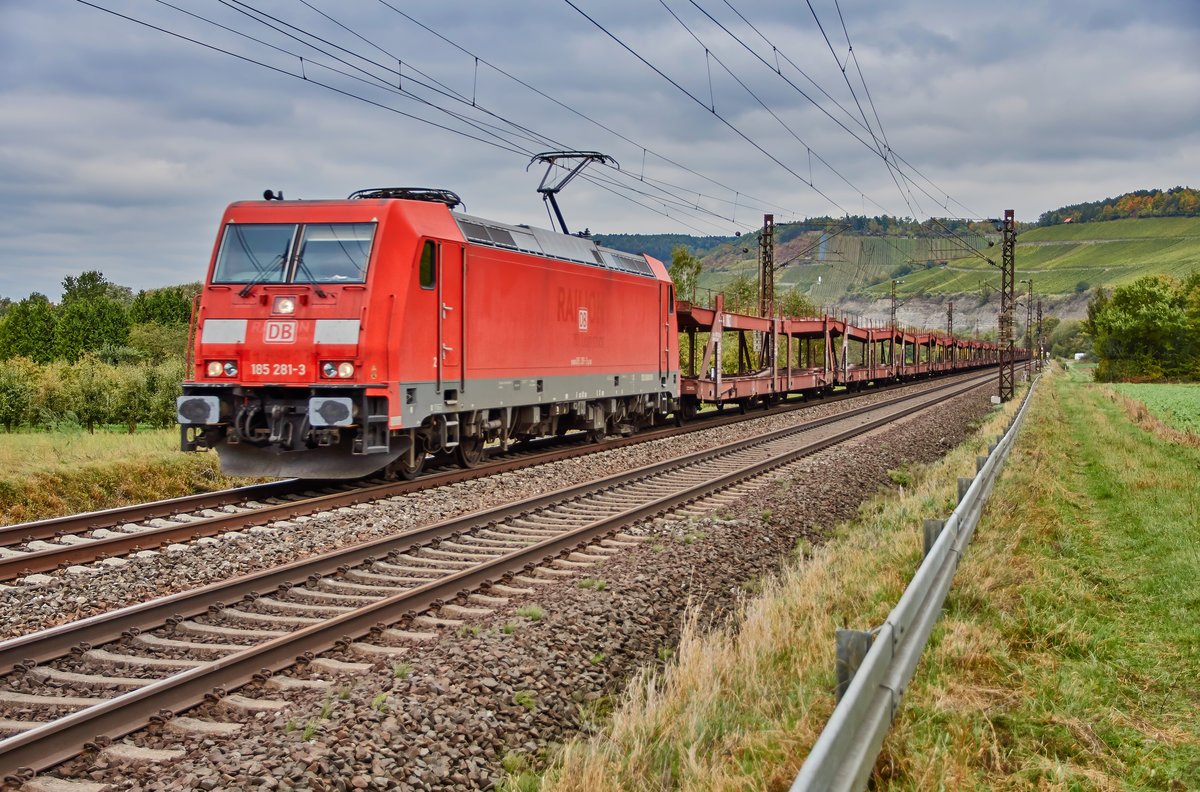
top-left (0, 370), bottom-right (995, 583)
top-left (0, 372), bottom-right (992, 783)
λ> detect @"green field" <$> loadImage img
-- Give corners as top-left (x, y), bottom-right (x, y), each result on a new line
top-left (1110, 382), bottom-right (1200, 434)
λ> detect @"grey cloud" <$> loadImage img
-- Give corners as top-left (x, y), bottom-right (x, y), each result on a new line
top-left (0, 0), bottom-right (1197, 300)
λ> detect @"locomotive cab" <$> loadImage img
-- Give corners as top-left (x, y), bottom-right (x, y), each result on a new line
top-left (178, 191), bottom-right (460, 477)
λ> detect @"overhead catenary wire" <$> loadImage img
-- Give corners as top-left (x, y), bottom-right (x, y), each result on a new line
top-left (227, 0), bottom-right (808, 231)
top-left (561, 0), bottom-right (854, 218)
top-left (700, 1), bottom-right (997, 262)
top-left (76, 0), bottom-right (534, 158)
top-left (656, 0), bottom-right (889, 216)
top-left (79, 1), bottom-right (771, 237)
top-left (237, 0), bottom-right (773, 233)
top-left (802, 0), bottom-right (925, 221)
top-left (370, 0), bottom-right (806, 222)
top-left (78, 0), bottom-right (992, 256)
top-left (78, 0), bottom-right (755, 235)
top-left (700, 0), bottom-right (985, 222)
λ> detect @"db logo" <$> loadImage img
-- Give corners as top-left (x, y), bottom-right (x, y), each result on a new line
top-left (264, 320), bottom-right (297, 343)
top-left (578, 308), bottom-right (588, 332)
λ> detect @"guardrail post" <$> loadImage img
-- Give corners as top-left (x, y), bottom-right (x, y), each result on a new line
top-left (957, 477), bottom-right (972, 503)
top-left (835, 629), bottom-right (874, 702)
top-left (976, 456), bottom-right (988, 473)
top-left (923, 519), bottom-right (946, 557)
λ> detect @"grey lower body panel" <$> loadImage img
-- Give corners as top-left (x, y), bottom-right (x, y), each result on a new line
top-left (400, 370), bottom-right (680, 427)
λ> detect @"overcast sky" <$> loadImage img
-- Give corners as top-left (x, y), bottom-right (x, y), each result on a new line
top-left (1, 0), bottom-right (1197, 300)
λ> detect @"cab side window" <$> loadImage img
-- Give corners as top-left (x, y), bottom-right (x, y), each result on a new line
top-left (419, 240), bottom-right (437, 289)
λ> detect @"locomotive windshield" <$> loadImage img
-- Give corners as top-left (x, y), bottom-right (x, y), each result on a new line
top-left (212, 222), bottom-right (376, 285)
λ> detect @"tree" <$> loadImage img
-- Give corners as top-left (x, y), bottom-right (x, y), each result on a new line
top-left (66, 354), bottom-right (119, 433)
top-left (53, 297), bottom-right (130, 361)
top-left (776, 287), bottom-right (817, 318)
top-left (668, 246), bottom-right (703, 303)
top-left (128, 322), bottom-right (190, 362)
top-left (146, 359), bottom-right (185, 428)
top-left (0, 293), bottom-right (58, 362)
top-left (1048, 319), bottom-right (1088, 359)
top-left (112, 364), bottom-right (152, 433)
top-left (61, 271), bottom-right (133, 307)
top-left (1084, 277), bottom-right (1199, 381)
top-left (0, 357), bottom-right (38, 431)
top-left (129, 287), bottom-right (193, 326)
top-left (723, 272), bottom-right (757, 314)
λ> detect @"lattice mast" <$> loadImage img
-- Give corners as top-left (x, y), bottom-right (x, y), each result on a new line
top-left (998, 209), bottom-right (1016, 401)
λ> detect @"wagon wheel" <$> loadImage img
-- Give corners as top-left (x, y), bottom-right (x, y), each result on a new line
top-left (676, 399), bottom-right (698, 426)
top-left (455, 436), bottom-right (486, 468)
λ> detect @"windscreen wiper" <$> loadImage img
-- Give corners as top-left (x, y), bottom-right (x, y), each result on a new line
top-left (293, 255), bottom-right (329, 298)
top-left (238, 253), bottom-right (286, 298)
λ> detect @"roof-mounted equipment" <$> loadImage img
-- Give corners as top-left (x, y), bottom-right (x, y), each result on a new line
top-left (348, 187), bottom-right (463, 209)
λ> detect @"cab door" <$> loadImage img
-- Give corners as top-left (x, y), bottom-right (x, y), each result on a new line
top-left (659, 283), bottom-right (673, 385)
top-left (437, 242), bottom-right (465, 395)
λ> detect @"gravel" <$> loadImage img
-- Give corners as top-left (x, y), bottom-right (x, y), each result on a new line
top-left (0, 376), bottom-right (981, 643)
top-left (39, 383), bottom-right (994, 791)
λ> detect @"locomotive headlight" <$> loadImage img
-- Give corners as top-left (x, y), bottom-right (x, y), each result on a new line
top-left (272, 295), bottom-right (296, 315)
top-left (320, 361), bottom-right (355, 378)
top-left (206, 361), bottom-right (223, 377)
top-left (223, 361), bottom-right (238, 377)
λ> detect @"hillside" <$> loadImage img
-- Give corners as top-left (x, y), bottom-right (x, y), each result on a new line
top-left (643, 216), bottom-right (1200, 303)
top-left (885, 216), bottom-right (1200, 298)
top-left (598, 214), bottom-right (1200, 331)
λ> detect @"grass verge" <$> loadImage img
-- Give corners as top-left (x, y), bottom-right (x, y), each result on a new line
top-left (522, 381), bottom-right (1030, 791)
top-left (0, 430), bottom-right (255, 524)
top-left (880, 366), bottom-right (1200, 788)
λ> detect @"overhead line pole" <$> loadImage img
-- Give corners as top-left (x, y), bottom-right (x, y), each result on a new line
top-left (1025, 278), bottom-right (1034, 374)
top-left (758, 214), bottom-right (776, 368)
top-left (946, 300), bottom-right (954, 369)
top-left (890, 279), bottom-right (901, 367)
top-left (998, 209), bottom-right (1016, 402)
top-left (1035, 299), bottom-right (1044, 373)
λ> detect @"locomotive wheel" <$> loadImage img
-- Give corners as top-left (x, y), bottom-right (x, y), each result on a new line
top-left (393, 452), bottom-right (426, 481)
top-left (455, 436), bottom-right (486, 468)
top-left (388, 436), bottom-right (427, 480)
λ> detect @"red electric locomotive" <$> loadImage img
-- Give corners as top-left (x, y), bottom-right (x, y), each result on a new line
top-left (177, 188), bottom-right (680, 479)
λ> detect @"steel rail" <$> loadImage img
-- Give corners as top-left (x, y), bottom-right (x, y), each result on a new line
top-left (0, 371), bottom-right (991, 676)
top-left (0, 369), bottom-right (995, 581)
top-left (0, 478), bottom-right (319, 548)
top-left (0, 372), bottom-right (993, 778)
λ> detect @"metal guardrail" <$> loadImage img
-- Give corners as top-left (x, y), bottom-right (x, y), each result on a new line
top-left (790, 377), bottom-right (1040, 791)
